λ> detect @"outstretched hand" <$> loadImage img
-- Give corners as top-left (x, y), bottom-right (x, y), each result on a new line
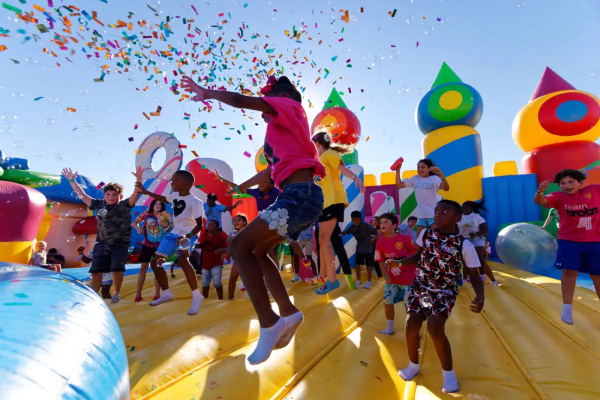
top-left (62, 167), bottom-right (78, 180)
top-left (213, 168), bottom-right (223, 181)
top-left (181, 76), bottom-right (207, 102)
top-left (538, 180), bottom-right (550, 194)
top-left (134, 182), bottom-right (149, 195)
top-left (430, 167), bottom-right (444, 178)
top-left (132, 165), bottom-right (143, 182)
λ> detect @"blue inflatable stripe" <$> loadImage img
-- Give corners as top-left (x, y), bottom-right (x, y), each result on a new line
top-left (482, 174), bottom-right (541, 256)
top-left (0, 264), bottom-right (129, 400)
top-left (425, 134), bottom-right (482, 178)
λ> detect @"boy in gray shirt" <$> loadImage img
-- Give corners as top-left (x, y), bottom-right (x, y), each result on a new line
top-left (343, 211), bottom-right (377, 289)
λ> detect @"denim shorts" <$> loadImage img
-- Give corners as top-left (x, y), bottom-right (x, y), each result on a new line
top-left (202, 265), bottom-right (223, 287)
top-left (259, 183), bottom-right (324, 241)
top-left (156, 233), bottom-right (199, 259)
top-left (556, 240), bottom-right (600, 275)
top-left (384, 283), bottom-right (411, 305)
top-left (466, 236), bottom-right (486, 247)
top-left (89, 243), bottom-right (128, 274)
top-left (417, 218), bottom-right (435, 228)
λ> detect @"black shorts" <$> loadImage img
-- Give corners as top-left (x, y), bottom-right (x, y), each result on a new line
top-left (318, 203), bottom-right (345, 223)
top-left (138, 244), bottom-right (158, 263)
top-left (89, 242), bottom-right (128, 274)
top-left (355, 252), bottom-right (374, 266)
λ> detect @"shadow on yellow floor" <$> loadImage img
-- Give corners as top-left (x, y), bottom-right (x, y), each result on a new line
top-left (106, 261), bottom-right (600, 400)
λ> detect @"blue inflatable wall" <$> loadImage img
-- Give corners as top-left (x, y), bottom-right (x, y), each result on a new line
top-left (482, 174), bottom-right (541, 256)
top-left (0, 264), bottom-right (130, 400)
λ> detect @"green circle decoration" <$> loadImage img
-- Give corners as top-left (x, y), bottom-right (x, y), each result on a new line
top-left (427, 83), bottom-right (474, 122)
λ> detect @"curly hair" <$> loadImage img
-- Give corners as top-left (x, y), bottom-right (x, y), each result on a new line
top-left (554, 169), bottom-right (586, 184)
top-left (103, 182), bottom-right (124, 194)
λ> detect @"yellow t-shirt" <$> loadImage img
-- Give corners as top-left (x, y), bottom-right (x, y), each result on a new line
top-left (318, 149), bottom-right (349, 208)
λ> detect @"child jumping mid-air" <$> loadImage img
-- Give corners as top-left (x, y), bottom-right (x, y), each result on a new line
top-left (535, 169), bottom-right (600, 325)
top-left (343, 210), bottom-right (378, 288)
top-left (136, 170), bottom-right (205, 315)
top-left (395, 159), bottom-right (449, 237)
top-left (62, 166), bottom-right (143, 303)
top-left (375, 213), bottom-right (417, 335)
top-left (397, 200), bottom-right (484, 393)
top-left (181, 74), bottom-right (325, 365)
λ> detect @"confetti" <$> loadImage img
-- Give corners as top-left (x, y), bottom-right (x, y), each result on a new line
top-left (331, 55), bottom-right (338, 62)
top-left (135, 149), bottom-right (146, 154)
top-left (243, 151), bottom-right (251, 158)
top-left (149, 105), bottom-right (162, 117)
top-left (130, 346), bottom-right (135, 352)
top-left (365, 136), bottom-right (370, 141)
top-left (142, 112), bottom-right (150, 120)
top-left (66, 107), bottom-right (76, 112)
top-left (360, 361), bottom-right (368, 367)
top-left (96, 181), bottom-right (105, 189)
top-left (416, 41), bottom-right (419, 47)
top-left (389, 9), bottom-right (397, 17)
top-left (191, 150), bottom-right (199, 157)
top-left (128, 137), bottom-right (134, 142)
top-left (33, 97), bottom-right (44, 101)
top-left (134, 124), bottom-right (138, 129)
top-left (0, 45), bottom-right (7, 52)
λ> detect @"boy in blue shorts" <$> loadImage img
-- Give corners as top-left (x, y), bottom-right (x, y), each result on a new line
top-left (136, 170), bottom-right (205, 315)
top-left (374, 213), bottom-right (417, 335)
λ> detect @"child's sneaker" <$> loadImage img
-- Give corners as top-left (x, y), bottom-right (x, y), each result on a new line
top-left (291, 274), bottom-right (300, 282)
top-left (134, 296), bottom-right (142, 302)
top-left (315, 279), bottom-right (340, 295)
top-left (111, 293), bottom-right (121, 304)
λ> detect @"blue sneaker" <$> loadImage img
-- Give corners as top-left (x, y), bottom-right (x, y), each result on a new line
top-left (315, 279), bottom-right (340, 295)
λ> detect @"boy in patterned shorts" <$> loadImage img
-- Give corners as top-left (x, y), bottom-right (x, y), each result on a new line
top-left (396, 200), bottom-right (485, 393)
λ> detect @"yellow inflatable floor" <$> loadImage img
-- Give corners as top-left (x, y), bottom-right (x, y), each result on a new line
top-left (107, 261), bottom-right (600, 400)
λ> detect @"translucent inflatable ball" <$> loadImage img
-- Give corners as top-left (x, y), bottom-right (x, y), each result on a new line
top-left (495, 223), bottom-right (558, 273)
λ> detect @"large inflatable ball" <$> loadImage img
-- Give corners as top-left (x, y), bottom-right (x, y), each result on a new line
top-left (416, 82), bottom-right (483, 135)
top-left (311, 106), bottom-right (361, 148)
top-left (496, 223), bottom-right (557, 273)
top-left (255, 146), bottom-right (268, 173)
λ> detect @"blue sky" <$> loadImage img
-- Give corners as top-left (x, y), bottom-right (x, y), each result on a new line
top-left (1, 0), bottom-right (599, 193)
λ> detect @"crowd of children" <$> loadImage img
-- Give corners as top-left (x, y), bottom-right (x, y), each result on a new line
top-left (47, 74), bottom-right (600, 394)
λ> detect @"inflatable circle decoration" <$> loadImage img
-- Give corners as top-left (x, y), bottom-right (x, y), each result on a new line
top-left (416, 82), bottom-right (483, 135)
top-left (311, 106), bottom-right (361, 148)
top-left (512, 90), bottom-right (600, 153)
top-left (495, 223), bottom-right (557, 273)
top-left (255, 146), bottom-right (268, 173)
top-left (136, 132), bottom-right (183, 182)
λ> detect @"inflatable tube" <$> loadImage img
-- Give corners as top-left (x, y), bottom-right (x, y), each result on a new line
top-left (0, 264), bottom-right (129, 400)
top-left (136, 132), bottom-right (183, 182)
top-left (37, 175), bottom-right (103, 204)
top-left (0, 155), bottom-right (30, 170)
top-left (0, 169), bottom-right (60, 187)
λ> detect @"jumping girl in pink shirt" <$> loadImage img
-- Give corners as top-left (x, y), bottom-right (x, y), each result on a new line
top-left (182, 75), bottom-right (325, 365)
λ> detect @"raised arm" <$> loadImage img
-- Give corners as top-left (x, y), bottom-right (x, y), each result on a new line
top-left (62, 168), bottom-right (92, 207)
top-left (226, 168), bottom-right (272, 196)
top-left (213, 169), bottom-right (238, 190)
top-left (534, 180), bottom-right (550, 206)
top-left (134, 182), bottom-right (169, 204)
top-left (224, 200), bottom-right (243, 212)
top-left (395, 166), bottom-right (406, 189)
top-left (181, 76), bottom-right (275, 113)
top-left (339, 162), bottom-right (366, 194)
top-left (128, 166), bottom-right (144, 207)
top-left (430, 167), bottom-right (450, 191)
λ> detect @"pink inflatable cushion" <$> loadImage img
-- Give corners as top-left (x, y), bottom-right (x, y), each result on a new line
top-left (0, 181), bottom-right (47, 242)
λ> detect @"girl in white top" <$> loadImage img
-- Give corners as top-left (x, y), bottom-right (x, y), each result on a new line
top-left (395, 158), bottom-right (450, 237)
top-left (457, 199), bottom-right (497, 285)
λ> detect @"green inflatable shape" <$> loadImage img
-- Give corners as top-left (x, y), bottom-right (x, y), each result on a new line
top-left (0, 169), bottom-right (61, 187)
top-left (430, 62), bottom-right (463, 89)
top-left (322, 88), bottom-right (348, 110)
top-left (0, 166), bottom-right (3, 178)
top-left (341, 149), bottom-right (359, 165)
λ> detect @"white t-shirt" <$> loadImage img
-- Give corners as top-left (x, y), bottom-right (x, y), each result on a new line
top-left (457, 213), bottom-right (486, 237)
top-left (166, 192), bottom-right (204, 236)
top-left (416, 230), bottom-right (481, 269)
top-left (31, 251), bottom-right (46, 266)
top-left (404, 175), bottom-right (442, 218)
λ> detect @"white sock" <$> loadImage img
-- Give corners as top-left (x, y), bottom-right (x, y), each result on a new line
top-left (398, 361), bottom-right (420, 381)
top-left (355, 280), bottom-right (362, 287)
top-left (442, 369), bottom-right (459, 393)
top-left (275, 311), bottom-right (304, 349)
top-left (110, 292), bottom-right (121, 303)
top-left (188, 289), bottom-right (204, 316)
top-left (248, 317), bottom-right (286, 365)
top-left (561, 304), bottom-right (574, 325)
top-left (380, 319), bottom-right (395, 335)
top-left (149, 288), bottom-right (174, 306)
top-left (363, 281), bottom-right (372, 289)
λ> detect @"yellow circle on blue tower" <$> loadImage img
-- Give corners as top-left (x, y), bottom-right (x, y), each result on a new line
top-left (416, 82), bottom-right (483, 135)
top-left (439, 91), bottom-right (463, 110)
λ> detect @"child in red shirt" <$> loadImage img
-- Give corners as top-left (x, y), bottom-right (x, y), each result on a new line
top-left (198, 220), bottom-right (228, 300)
top-left (535, 169), bottom-right (600, 325)
top-left (375, 213), bottom-right (418, 335)
top-left (181, 75), bottom-right (325, 365)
